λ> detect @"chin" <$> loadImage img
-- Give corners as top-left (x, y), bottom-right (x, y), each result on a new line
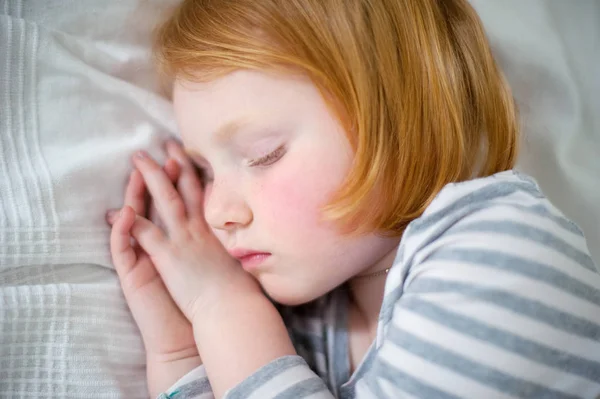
top-left (261, 283), bottom-right (323, 307)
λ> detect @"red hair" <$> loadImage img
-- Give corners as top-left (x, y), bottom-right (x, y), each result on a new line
top-left (154, 0), bottom-right (519, 235)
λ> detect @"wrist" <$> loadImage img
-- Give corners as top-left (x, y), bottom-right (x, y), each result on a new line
top-left (190, 269), bottom-right (263, 323)
top-left (146, 348), bottom-right (202, 398)
top-left (190, 285), bottom-right (295, 397)
top-left (147, 345), bottom-right (201, 364)
top-left (191, 283), bottom-right (265, 334)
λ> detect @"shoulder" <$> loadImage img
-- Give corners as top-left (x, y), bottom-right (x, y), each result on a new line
top-left (391, 170), bottom-right (600, 313)
top-left (413, 170), bottom-right (583, 238)
top-left (400, 170), bottom-right (596, 274)
top-left (372, 171), bottom-right (600, 396)
top-left (373, 172), bottom-right (600, 397)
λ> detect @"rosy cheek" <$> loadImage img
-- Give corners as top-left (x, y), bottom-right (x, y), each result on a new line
top-left (257, 165), bottom-right (340, 231)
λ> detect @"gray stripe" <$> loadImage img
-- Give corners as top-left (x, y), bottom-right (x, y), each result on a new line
top-left (331, 288), bottom-right (349, 394)
top-left (507, 203), bottom-right (583, 236)
top-left (324, 290), bottom-right (340, 396)
top-left (338, 345), bottom-right (378, 398)
top-left (448, 220), bottom-right (596, 271)
top-left (410, 180), bottom-right (541, 234)
top-left (377, 245), bottom-right (408, 328)
top-left (170, 376), bottom-right (212, 398)
top-left (272, 377), bottom-right (329, 399)
top-left (379, 284), bottom-right (405, 331)
top-left (400, 297), bottom-right (600, 382)
top-left (430, 248), bottom-right (600, 307)
top-left (292, 331), bottom-right (326, 354)
top-left (367, 355), bottom-right (463, 399)
top-left (388, 325), bottom-right (581, 399)
top-left (409, 278), bottom-right (600, 341)
top-left (227, 356), bottom-right (308, 399)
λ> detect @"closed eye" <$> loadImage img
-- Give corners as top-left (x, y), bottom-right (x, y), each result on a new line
top-left (192, 163), bottom-right (213, 187)
top-left (248, 145), bottom-right (286, 167)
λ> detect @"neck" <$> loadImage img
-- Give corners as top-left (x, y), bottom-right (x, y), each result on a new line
top-left (347, 242), bottom-right (399, 334)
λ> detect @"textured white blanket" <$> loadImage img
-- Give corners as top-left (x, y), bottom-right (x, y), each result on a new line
top-left (0, 0), bottom-right (598, 398)
top-left (1, 0), bottom-right (178, 397)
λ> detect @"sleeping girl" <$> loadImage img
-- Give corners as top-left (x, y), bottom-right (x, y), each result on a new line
top-left (105, 0), bottom-right (600, 397)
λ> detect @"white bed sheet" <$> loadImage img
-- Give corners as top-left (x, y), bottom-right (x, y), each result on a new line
top-left (1, 0), bottom-right (178, 397)
top-left (0, 0), bottom-right (598, 397)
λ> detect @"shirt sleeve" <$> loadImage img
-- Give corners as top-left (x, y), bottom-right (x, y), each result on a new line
top-left (157, 365), bottom-right (215, 399)
top-left (223, 356), bottom-right (334, 398)
top-left (161, 357), bottom-right (334, 399)
top-left (358, 200), bottom-right (600, 398)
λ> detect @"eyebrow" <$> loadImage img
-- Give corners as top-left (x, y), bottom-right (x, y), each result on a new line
top-left (183, 119), bottom-right (249, 159)
top-left (214, 119), bottom-right (249, 146)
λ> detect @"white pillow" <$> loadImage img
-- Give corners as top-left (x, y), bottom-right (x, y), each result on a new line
top-left (0, 0), bottom-right (598, 397)
top-left (1, 1), bottom-right (179, 397)
top-left (1, 0), bottom-right (180, 268)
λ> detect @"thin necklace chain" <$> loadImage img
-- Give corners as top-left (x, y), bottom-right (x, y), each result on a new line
top-left (354, 267), bottom-right (391, 280)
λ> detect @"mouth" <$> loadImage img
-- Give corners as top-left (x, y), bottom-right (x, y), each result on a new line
top-left (228, 248), bottom-right (272, 272)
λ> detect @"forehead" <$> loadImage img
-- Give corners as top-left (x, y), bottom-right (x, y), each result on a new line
top-left (172, 70), bottom-right (323, 142)
top-left (173, 70), bottom-right (311, 112)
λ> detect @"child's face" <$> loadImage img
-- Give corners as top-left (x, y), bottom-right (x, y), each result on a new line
top-left (174, 70), bottom-right (399, 305)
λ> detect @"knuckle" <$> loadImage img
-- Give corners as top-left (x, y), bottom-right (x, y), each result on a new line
top-left (164, 190), bottom-right (184, 217)
top-left (165, 187), bottom-right (180, 203)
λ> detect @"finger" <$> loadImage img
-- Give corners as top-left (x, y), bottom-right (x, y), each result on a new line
top-left (148, 158), bottom-right (180, 228)
top-left (124, 169), bottom-right (147, 216)
top-left (133, 151), bottom-right (186, 233)
top-left (106, 208), bottom-right (119, 225)
top-left (129, 212), bottom-right (169, 259)
top-left (164, 158), bottom-right (181, 183)
top-left (107, 208), bottom-right (143, 248)
top-left (110, 206), bottom-right (138, 276)
top-left (106, 168), bottom-right (148, 225)
top-left (165, 140), bottom-right (205, 220)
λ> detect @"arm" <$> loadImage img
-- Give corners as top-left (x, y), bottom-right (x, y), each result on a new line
top-left (191, 279), bottom-right (299, 398)
top-left (161, 273), bottom-right (334, 399)
top-left (191, 276), bottom-right (336, 398)
top-left (148, 351), bottom-right (203, 398)
top-left (356, 203), bottom-right (600, 398)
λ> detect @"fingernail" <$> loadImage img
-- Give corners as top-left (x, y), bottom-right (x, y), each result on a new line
top-left (136, 151), bottom-right (147, 159)
top-left (105, 210), bottom-right (117, 224)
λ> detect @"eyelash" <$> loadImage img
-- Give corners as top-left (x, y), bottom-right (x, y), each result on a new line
top-left (192, 163), bottom-right (213, 186)
top-left (248, 145), bottom-right (286, 167)
top-left (192, 145), bottom-right (285, 185)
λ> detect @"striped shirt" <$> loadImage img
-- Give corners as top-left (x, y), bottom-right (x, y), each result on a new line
top-left (159, 170), bottom-right (600, 399)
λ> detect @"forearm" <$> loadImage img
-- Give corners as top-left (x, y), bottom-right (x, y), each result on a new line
top-left (192, 282), bottom-right (296, 398)
top-left (146, 349), bottom-right (203, 398)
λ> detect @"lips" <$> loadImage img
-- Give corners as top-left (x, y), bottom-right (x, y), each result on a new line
top-left (228, 248), bottom-right (265, 259)
top-left (228, 248), bottom-right (271, 271)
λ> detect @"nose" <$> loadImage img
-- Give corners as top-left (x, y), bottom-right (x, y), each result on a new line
top-left (203, 178), bottom-right (253, 231)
